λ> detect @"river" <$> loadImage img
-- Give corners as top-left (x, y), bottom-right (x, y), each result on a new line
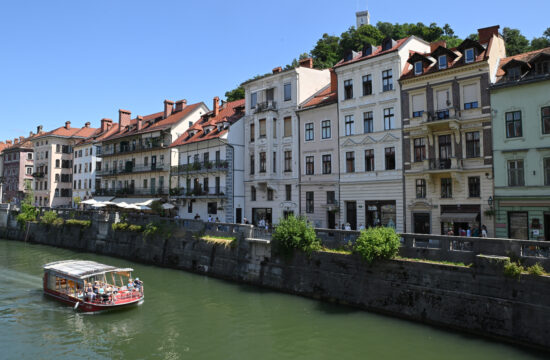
top-left (0, 239), bottom-right (545, 360)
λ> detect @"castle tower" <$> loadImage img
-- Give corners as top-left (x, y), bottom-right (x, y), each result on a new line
top-left (356, 10), bottom-right (370, 28)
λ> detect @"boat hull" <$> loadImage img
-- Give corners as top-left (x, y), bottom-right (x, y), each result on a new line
top-left (43, 288), bottom-right (143, 312)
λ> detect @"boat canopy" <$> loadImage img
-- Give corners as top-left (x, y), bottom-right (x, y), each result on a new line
top-left (43, 260), bottom-right (133, 280)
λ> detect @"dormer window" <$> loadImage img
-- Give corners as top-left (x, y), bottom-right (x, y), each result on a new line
top-left (536, 61), bottom-right (549, 75)
top-left (507, 66), bottom-right (521, 81)
top-left (465, 48), bottom-right (475, 63)
top-left (438, 55), bottom-right (447, 69)
top-left (414, 61), bottom-right (423, 75)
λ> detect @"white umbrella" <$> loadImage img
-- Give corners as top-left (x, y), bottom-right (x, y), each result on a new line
top-left (91, 203), bottom-right (107, 208)
top-left (81, 199), bottom-right (97, 205)
top-left (161, 203), bottom-right (175, 210)
top-left (126, 204), bottom-right (151, 211)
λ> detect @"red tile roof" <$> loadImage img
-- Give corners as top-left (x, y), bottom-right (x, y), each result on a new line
top-left (171, 99), bottom-right (245, 147)
top-left (102, 102), bottom-right (204, 142)
top-left (300, 85), bottom-right (337, 109)
top-left (495, 47), bottom-right (550, 78)
top-left (334, 37), bottom-right (410, 68)
top-left (3, 134), bottom-right (37, 151)
top-left (75, 122), bottom-right (121, 146)
top-left (33, 124), bottom-right (98, 139)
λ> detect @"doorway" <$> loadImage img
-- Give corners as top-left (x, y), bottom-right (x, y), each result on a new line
top-left (327, 211), bottom-right (336, 229)
top-left (508, 211), bottom-right (528, 239)
top-left (413, 213), bottom-right (430, 234)
top-left (151, 155), bottom-right (157, 170)
top-left (345, 201), bottom-right (357, 230)
top-left (544, 213), bottom-right (550, 241)
top-left (236, 208), bottom-right (242, 224)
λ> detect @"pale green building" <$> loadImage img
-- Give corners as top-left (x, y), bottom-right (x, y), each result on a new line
top-left (490, 48), bottom-right (550, 240)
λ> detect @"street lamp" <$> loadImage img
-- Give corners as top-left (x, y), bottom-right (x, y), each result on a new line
top-left (488, 196), bottom-right (493, 207)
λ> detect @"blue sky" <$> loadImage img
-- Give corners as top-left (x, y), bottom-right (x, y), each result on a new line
top-left (1, 0), bottom-right (548, 141)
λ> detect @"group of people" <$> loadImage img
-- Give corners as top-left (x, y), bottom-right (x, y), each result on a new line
top-left (83, 278), bottom-right (143, 303)
top-left (447, 225), bottom-right (488, 237)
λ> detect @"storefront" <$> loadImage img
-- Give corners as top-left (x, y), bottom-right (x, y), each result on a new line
top-left (439, 205), bottom-right (480, 236)
top-left (252, 208), bottom-right (272, 227)
top-left (364, 201), bottom-right (396, 229)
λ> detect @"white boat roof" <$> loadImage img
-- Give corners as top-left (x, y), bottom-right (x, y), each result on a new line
top-left (43, 260), bottom-right (133, 280)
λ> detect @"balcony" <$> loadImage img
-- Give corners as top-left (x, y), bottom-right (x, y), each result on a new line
top-left (32, 172), bottom-right (45, 178)
top-left (171, 186), bottom-right (227, 199)
top-left (97, 164), bottom-right (170, 177)
top-left (423, 108), bottom-right (460, 131)
top-left (170, 161), bottom-right (229, 175)
top-left (99, 142), bottom-right (166, 157)
top-left (94, 187), bottom-right (168, 197)
top-left (254, 101), bottom-right (277, 114)
top-left (423, 157), bottom-right (463, 176)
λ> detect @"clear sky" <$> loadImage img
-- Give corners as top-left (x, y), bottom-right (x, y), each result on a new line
top-left (0, 0), bottom-right (548, 141)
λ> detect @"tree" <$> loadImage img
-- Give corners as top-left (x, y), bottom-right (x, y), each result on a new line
top-left (225, 86), bottom-right (245, 102)
top-left (502, 27), bottom-right (530, 56)
top-left (338, 25), bottom-right (384, 58)
top-left (310, 33), bottom-right (340, 69)
top-left (530, 27), bottom-right (550, 50)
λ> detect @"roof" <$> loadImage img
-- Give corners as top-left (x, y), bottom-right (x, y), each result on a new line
top-left (333, 37), bottom-right (411, 68)
top-left (43, 260), bottom-right (133, 280)
top-left (34, 124), bottom-right (98, 140)
top-left (75, 122), bottom-right (121, 147)
top-left (171, 99), bottom-right (245, 147)
top-left (299, 85), bottom-right (337, 110)
top-left (102, 102), bottom-right (204, 142)
top-left (1, 134), bottom-right (38, 153)
top-left (495, 47), bottom-right (550, 78)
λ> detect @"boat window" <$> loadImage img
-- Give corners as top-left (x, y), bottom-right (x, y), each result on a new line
top-left (47, 273), bottom-right (56, 290)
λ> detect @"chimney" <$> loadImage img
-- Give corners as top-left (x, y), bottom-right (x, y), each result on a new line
top-left (272, 66), bottom-right (282, 74)
top-left (37, 125), bottom-right (43, 134)
top-left (330, 68), bottom-right (337, 94)
top-left (136, 116), bottom-right (143, 131)
top-left (118, 110), bottom-right (131, 132)
top-left (29, 131), bottom-right (34, 137)
top-left (164, 100), bottom-right (174, 119)
top-left (175, 99), bottom-right (187, 112)
top-left (101, 118), bottom-right (112, 132)
top-left (430, 40), bottom-right (446, 53)
top-left (213, 96), bottom-right (220, 116)
top-left (299, 57), bottom-right (314, 69)
top-left (14, 138), bottom-right (18, 144)
top-left (84, 122), bottom-right (90, 128)
top-left (65, 121), bottom-right (71, 130)
top-left (478, 25), bottom-right (500, 44)
top-left (19, 136), bottom-right (24, 143)
top-left (6, 140), bottom-right (12, 145)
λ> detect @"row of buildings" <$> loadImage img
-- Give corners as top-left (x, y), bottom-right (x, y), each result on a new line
top-left (1, 17), bottom-right (549, 240)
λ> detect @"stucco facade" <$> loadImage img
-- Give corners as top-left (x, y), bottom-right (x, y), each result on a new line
top-left (1, 136), bottom-right (34, 205)
top-left (243, 59), bottom-right (330, 226)
top-left (72, 143), bottom-right (100, 206)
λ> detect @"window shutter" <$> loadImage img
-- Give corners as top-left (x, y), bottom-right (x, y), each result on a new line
top-left (463, 84), bottom-right (477, 104)
top-left (412, 94), bottom-right (424, 113)
top-left (436, 90), bottom-right (448, 110)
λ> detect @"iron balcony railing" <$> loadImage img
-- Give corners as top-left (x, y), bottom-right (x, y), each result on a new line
top-left (169, 186), bottom-right (227, 198)
top-left (97, 164), bottom-right (169, 176)
top-left (94, 187), bottom-right (168, 196)
top-left (254, 101), bottom-right (277, 113)
top-left (99, 142), bottom-right (166, 157)
top-left (170, 161), bottom-right (229, 174)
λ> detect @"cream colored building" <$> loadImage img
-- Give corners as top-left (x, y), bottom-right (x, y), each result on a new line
top-left (243, 58), bottom-right (330, 226)
top-left (297, 72), bottom-right (339, 228)
top-left (400, 26), bottom-right (505, 235)
top-left (334, 36), bottom-right (430, 231)
top-left (32, 122), bottom-right (97, 208)
top-left (96, 100), bottom-right (207, 200)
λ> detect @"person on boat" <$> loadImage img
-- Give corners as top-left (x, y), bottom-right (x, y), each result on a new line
top-left (128, 278), bottom-right (134, 290)
top-left (133, 278), bottom-right (143, 291)
top-left (92, 281), bottom-right (99, 295)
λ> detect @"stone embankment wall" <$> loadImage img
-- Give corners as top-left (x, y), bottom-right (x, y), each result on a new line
top-left (1, 215), bottom-right (549, 352)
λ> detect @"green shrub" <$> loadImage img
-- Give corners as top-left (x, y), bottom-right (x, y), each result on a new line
top-left (272, 215), bottom-right (321, 255)
top-left (143, 222), bottom-right (160, 238)
top-left (65, 219), bottom-right (91, 228)
top-left (40, 211), bottom-right (59, 225)
top-left (112, 222), bottom-right (129, 231)
top-left (527, 263), bottom-right (546, 276)
top-left (128, 224), bottom-right (143, 232)
top-left (503, 261), bottom-right (524, 279)
top-left (353, 227), bottom-right (400, 263)
top-left (16, 203), bottom-right (38, 228)
top-left (52, 217), bottom-right (65, 227)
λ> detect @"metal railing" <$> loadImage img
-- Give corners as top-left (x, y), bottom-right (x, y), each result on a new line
top-left (170, 186), bottom-right (227, 198)
top-left (97, 164), bottom-right (169, 176)
top-left (99, 142), bottom-right (166, 157)
top-left (254, 101), bottom-right (277, 113)
top-left (94, 187), bottom-right (168, 196)
top-left (170, 161), bottom-right (229, 174)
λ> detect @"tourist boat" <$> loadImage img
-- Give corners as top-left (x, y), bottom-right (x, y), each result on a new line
top-left (43, 260), bottom-right (144, 312)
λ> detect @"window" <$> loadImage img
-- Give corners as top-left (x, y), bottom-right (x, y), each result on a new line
top-left (506, 111), bottom-right (522, 138)
top-left (436, 89), bottom-right (450, 118)
top-left (322, 154), bottom-right (331, 174)
top-left (466, 132), bottom-right (480, 158)
top-left (56, 144), bottom-right (60, 153)
top-left (441, 178), bottom-right (452, 198)
top-left (306, 192), bottom-right (314, 213)
top-left (144, 156), bottom-right (149, 166)
top-left (250, 92), bottom-right (257, 108)
top-left (267, 189), bottom-right (274, 201)
top-left (78, 150), bottom-right (82, 157)
top-left (414, 138), bottom-right (426, 162)
top-left (27, 153), bottom-right (32, 160)
top-left (345, 115), bottom-right (354, 136)
top-left (259, 152), bottom-right (266, 173)
top-left (250, 154), bottom-right (255, 175)
top-left (272, 118), bottom-right (277, 138)
top-left (327, 191), bottom-right (335, 204)
top-left (284, 117), bottom-right (292, 137)
top-left (251, 186), bottom-right (256, 201)
top-left (55, 174), bottom-right (59, 182)
top-left (544, 158), bottom-right (550, 185)
top-left (411, 94), bottom-right (424, 118)
top-left (363, 112), bottom-right (373, 133)
top-left (284, 151), bottom-right (292, 172)
top-left (305, 156), bottom-right (314, 175)
top-left (463, 84), bottom-right (478, 109)
top-left (383, 108), bottom-right (395, 130)
top-left (259, 119), bottom-right (266, 138)
top-left (250, 123), bottom-right (255, 142)
top-left (508, 160), bottom-right (524, 186)
top-left (536, 61), bottom-right (549, 75)
top-left (207, 202), bottom-right (217, 215)
top-left (55, 159), bottom-right (60, 168)
top-left (321, 120), bottom-right (331, 139)
top-left (284, 83), bottom-right (291, 101)
top-left (382, 69), bottom-right (393, 91)
top-left (385, 147), bottom-right (395, 170)
top-left (273, 152), bottom-right (276, 173)
top-left (362, 75), bottom-right (372, 95)
top-left (416, 179), bottom-right (426, 199)
top-left (438, 55), bottom-right (447, 70)
top-left (465, 48), bottom-right (475, 63)
top-left (285, 184), bottom-right (292, 201)
top-left (542, 107), bottom-right (550, 134)
top-left (468, 177), bottom-right (480, 198)
top-left (507, 66), bottom-right (521, 81)
top-left (346, 151), bottom-right (355, 173)
top-left (365, 149), bottom-right (374, 171)
top-left (305, 123), bottom-right (314, 141)
top-left (414, 61), bottom-right (422, 75)
top-left (344, 79), bottom-right (353, 99)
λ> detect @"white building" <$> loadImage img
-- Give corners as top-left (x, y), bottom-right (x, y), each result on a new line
top-left (242, 58), bottom-right (330, 226)
top-left (333, 36), bottom-right (430, 231)
top-left (170, 97), bottom-right (245, 222)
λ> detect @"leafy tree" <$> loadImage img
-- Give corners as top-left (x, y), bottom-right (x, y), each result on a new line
top-left (225, 86), bottom-right (245, 102)
top-left (467, 33), bottom-right (479, 41)
top-left (503, 27), bottom-right (530, 56)
top-left (530, 27), bottom-right (550, 50)
top-left (283, 53), bottom-right (310, 70)
top-left (311, 33), bottom-right (340, 69)
top-left (338, 25), bottom-right (384, 58)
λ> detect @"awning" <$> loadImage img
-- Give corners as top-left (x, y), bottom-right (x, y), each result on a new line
top-left (440, 212), bottom-right (479, 223)
top-left (161, 203), bottom-right (175, 210)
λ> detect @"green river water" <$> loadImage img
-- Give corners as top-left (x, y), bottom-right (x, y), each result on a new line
top-left (0, 239), bottom-right (546, 360)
